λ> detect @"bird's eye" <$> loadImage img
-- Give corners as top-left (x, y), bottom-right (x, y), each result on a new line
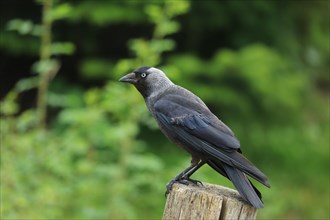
top-left (141, 73), bottom-right (147, 78)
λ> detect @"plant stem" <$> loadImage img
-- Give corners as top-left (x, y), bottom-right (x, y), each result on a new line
top-left (37, 0), bottom-right (52, 129)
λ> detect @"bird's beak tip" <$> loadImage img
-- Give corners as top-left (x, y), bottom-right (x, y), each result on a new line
top-left (118, 76), bottom-right (127, 82)
top-left (119, 72), bottom-right (136, 83)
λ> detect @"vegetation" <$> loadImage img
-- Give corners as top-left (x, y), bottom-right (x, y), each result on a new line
top-left (1, 0), bottom-right (328, 219)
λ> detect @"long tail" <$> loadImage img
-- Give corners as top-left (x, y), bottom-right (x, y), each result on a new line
top-left (228, 152), bottom-right (270, 188)
top-left (207, 160), bottom-right (264, 208)
top-left (202, 144), bottom-right (270, 188)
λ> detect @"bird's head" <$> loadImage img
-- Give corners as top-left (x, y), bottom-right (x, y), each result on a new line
top-left (119, 66), bottom-right (174, 98)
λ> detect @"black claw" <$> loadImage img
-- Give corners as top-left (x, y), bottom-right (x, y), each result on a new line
top-left (165, 179), bottom-right (176, 197)
top-left (165, 176), bottom-right (203, 197)
top-left (179, 177), bottom-right (203, 186)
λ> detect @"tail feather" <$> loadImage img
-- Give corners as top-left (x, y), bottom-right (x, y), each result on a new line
top-left (202, 145), bottom-right (270, 188)
top-left (229, 152), bottom-right (270, 188)
top-left (208, 160), bottom-right (264, 208)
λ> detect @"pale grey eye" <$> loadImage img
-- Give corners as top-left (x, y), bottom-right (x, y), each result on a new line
top-left (141, 73), bottom-right (147, 78)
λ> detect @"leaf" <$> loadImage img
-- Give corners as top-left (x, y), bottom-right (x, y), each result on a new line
top-left (0, 91), bottom-right (19, 115)
top-left (6, 19), bottom-right (42, 36)
top-left (31, 59), bottom-right (60, 75)
top-left (150, 39), bottom-right (175, 53)
top-left (15, 77), bottom-right (39, 92)
top-left (51, 3), bottom-right (73, 21)
top-left (51, 42), bottom-right (75, 55)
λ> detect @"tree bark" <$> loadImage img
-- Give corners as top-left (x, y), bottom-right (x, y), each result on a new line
top-left (163, 182), bottom-right (257, 220)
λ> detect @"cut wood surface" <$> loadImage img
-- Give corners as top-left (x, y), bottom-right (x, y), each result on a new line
top-left (162, 182), bottom-right (258, 220)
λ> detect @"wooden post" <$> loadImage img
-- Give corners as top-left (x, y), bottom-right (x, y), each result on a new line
top-left (163, 182), bottom-right (258, 220)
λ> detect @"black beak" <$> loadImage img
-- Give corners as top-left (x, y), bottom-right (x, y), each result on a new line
top-left (119, 72), bottom-right (137, 84)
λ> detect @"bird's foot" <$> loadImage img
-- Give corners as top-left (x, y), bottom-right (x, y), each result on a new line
top-left (165, 179), bottom-right (177, 197)
top-left (178, 176), bottom-right (203, 186)
top-left (165, 177), bottom-right (203, 197)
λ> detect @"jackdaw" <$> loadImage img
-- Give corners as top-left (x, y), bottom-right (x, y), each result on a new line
top-left (119, 66), bottom-right (270, 208)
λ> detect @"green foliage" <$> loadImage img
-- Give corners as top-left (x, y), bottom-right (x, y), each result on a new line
top-left (1, 0), bottom-right (329, 219)
top-left (169, 44), bottom-right (308, 121)
top-left (80, 59), bottom-right (114, 80)
top-left (68, 1), bottom-right (145, 25)
top-left (1, 0), bottom-right (188, 218)
top-left (115, 0), bottom-right (190, 75)
top-left (7, 19), bottom-right (42, 36)
top-left (1, 83), bottom-right (165, 219)
top-left (0, 92), bottom-right (19, 115)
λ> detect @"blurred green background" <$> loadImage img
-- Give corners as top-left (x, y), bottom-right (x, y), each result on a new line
top-left (0, 0), bottom-right (329, 219)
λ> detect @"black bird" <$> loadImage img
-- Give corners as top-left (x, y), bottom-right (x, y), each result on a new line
top-left (119, 66), bottom-right (270, 208)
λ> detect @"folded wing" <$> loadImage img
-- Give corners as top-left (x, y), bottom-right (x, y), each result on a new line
top-left (154, 97), bottom-right (270, 187)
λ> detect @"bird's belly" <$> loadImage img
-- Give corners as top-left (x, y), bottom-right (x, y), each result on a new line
top-left (158, 125), bottom-right (203, 159)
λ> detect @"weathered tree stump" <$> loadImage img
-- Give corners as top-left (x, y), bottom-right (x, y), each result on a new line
top-left (163, 182), bottom-right (257, 220)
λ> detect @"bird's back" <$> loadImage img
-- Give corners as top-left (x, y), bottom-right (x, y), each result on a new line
top-left (147, 84), bottom-right (236, 140)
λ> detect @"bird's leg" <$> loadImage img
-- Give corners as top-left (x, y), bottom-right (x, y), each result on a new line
top-left (165, 161), bottom-right (199, 196)
top-left (185, 160), bottom-right (206, 178)
top-left (180, 160), bottom-right (206, 186)
top-left (166, 159), bottom-right (205, 196)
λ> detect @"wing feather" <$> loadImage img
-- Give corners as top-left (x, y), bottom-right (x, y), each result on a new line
top-left (155, 98), bottom-right (270, 187)
top-left (155, 98), bottom-right (240, 150)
